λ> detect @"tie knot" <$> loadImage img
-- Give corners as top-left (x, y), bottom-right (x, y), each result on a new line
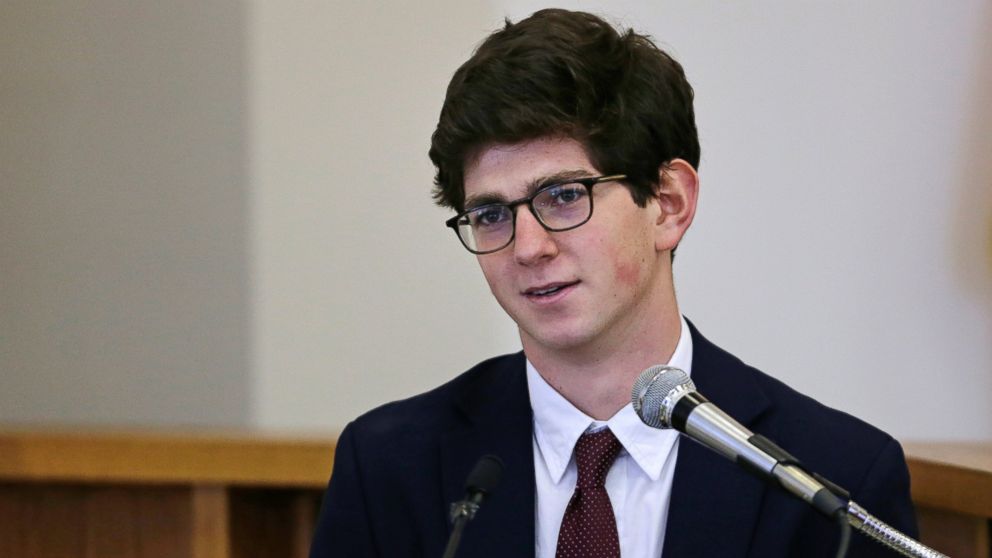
top-left (573, 428), bottom-right (622, 488)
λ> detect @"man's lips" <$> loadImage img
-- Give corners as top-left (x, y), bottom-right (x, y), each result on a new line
top-left (522, 280), bottom-right (580, 298)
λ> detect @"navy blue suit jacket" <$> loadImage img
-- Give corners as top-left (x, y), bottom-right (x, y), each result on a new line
top-left (310, 323), bottom-right (917, 557)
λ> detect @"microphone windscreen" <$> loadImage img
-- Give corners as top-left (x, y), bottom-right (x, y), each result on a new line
top-left (465, 455), bottom-right (504, 495)
top-left (631, 365), bottom-right (693, 428)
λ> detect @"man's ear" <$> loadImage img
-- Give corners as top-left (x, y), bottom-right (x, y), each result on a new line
top-left (653, 158), bottom-right (699, 253)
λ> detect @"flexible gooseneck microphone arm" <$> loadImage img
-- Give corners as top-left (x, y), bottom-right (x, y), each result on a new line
top-left (631, 365), bottom-right (947, 558)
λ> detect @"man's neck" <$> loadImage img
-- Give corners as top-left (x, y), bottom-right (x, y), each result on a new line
top-left (522, 308), bottom-right (683, 421)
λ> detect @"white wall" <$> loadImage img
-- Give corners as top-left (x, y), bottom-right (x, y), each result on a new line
top-left (3, 1), bottom-right (989, 440)
top-left (654, 0), bottom-right (992, 440)
top-left (247, 1), bottom-right (518, 432)
top-left (1, 1), bottom-right (252, 426)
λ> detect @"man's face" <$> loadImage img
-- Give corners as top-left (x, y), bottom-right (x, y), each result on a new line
top-left (463, 137), bottom-right (670, 356)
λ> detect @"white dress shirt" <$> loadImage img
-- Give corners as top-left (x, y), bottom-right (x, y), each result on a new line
top-left (526, 316), bottom-right (693, 558)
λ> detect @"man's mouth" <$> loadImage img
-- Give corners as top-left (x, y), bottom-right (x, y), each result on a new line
top-left (523, 281), bottom-right (580, 298)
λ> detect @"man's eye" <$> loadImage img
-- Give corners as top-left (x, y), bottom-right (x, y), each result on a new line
top-left (545, 184), bottom-right (586, 206)
top-left (471, 207), bottom-right (510, 227)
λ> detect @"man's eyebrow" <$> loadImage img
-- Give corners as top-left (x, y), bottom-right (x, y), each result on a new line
top-left (463, 192), bottom-right (506, 210)
top-left (463, 169), bottom-right (595, 210)
top-left (525, 169), bottom-right (594, 192)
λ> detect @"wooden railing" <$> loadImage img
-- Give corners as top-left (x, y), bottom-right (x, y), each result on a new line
top-left (0, 428), bottom-right (988, 557)
top-left (0, 428), bottom-right (334, 558)
top-left (904, 442), bottom-right (992, 558)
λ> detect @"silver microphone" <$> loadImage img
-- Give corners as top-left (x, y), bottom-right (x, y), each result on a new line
top-left (631, 365), bottom-right (948, 558)
top-left (632, 365), bottom-right (835, 511)
top-left (631, 366), bottom-right (808, 486)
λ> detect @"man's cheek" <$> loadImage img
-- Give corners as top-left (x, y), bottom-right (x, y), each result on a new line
top-left (613, 258), bottom-right (643, 288)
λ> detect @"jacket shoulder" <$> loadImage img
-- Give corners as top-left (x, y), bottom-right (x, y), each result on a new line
top-left (346, 351), bottom-right (525, 442)
top-left (693, 327), bottom-right (897, 473)
top-left (692, 328), bottom-right (918, 552)
top-left (746, 362), bottom-right (897, 479)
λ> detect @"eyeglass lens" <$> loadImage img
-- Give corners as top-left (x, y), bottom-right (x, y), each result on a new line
top-left (457, 182), bottom-right (591, 253)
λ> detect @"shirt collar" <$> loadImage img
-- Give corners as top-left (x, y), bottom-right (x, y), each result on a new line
top-left (527, 315), bottom-right (694, 484)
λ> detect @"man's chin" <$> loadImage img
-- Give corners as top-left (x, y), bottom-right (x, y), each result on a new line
top-left (518, 325), bottom-right (598, 355)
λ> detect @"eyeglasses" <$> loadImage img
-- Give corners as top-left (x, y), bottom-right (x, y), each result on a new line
top-left (445, 174), bottom-right (626, 254)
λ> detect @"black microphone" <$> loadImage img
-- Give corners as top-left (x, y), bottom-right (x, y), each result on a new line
top-left (441, 454), bottom-right (504, 558)
top-left (631, 365), bottom-right (847, 518)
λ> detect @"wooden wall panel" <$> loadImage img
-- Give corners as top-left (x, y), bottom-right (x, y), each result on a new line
top-left (229, 488), bottom-right (320, 558)
top-left (0, 483), bottom-right (200, 558)
top-left (916, 507), bottom-right (990, 558)
top-left (191, 486), bottom-right (230, 558)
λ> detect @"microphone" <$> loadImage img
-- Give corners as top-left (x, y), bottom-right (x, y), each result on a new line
top-left (632, 365), bottom-right (846, 516)
top-left (441, 454), bottom-right (504, 558)
top-left (631, 365), bottom-right (948, 558)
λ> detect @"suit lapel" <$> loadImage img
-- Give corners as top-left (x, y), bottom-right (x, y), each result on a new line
top-left (439, 353), bottom-right (536, 558)
top-left (662, 322), bottom-right (772, 558)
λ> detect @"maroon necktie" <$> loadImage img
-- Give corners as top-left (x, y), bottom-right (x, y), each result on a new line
top-left (555, 428), bottom-right (623, 558)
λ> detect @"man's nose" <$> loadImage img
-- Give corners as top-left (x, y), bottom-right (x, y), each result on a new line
top-left (512, 206), bottom-right (558, 265)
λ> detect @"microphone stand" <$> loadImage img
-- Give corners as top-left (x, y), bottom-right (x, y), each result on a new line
top-left (753, 434), bottom-right (947, 557)
top-left (442, 497), bottom-right (482, 558)
top-left (441, 455), bottom-right (503, 558)
top-left (844, 501), bottom-right (948, 558)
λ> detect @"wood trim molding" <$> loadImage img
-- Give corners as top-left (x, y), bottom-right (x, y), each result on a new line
top-left (903, 441), bottom-right (992, 519)
top-left (0, 427), bottom-right (337, 488)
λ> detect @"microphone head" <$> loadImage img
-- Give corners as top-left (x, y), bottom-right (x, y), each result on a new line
top-left (465, 454), bottom-right (504, 498)
top-left (631, 365), bottom-right (695, 429)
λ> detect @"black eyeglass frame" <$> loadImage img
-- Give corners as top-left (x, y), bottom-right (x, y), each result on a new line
top-left (444, 174), bottom-right (627, 255)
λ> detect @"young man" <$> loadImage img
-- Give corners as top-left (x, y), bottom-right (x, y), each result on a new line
top-left (310, 9), bottom-right (917, 557)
